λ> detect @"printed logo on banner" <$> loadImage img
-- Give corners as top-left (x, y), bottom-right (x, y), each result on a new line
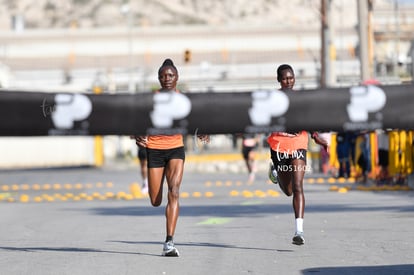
top-left (49, 94), bottom-right (92, 134)
top-left (344, 85), bottom-right (386, 130)
top-left (246, 90), bottom-right (289, 133)
top-left (148, 92), bottom-right (191, 134)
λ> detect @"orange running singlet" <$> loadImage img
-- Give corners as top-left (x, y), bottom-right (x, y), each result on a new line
top-left (147, 135), bottom-right (184, 150)
top-left (267, 131), bottom-right (308, 153)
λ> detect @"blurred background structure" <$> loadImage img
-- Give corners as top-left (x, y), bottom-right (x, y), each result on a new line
top-left (1, 0), bottom-right (413, 92)
top-left (0, 0), bottom-right (413, 171)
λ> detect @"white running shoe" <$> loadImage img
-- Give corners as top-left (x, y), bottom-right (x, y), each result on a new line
top-left (248, 172), bottom-right (255, 183)
top-left (292, 232), bottom-right (305, 245)
top-left (162, 240), bottom-right (180, 257)
top-left (141, 184), bottom-right (148, 195)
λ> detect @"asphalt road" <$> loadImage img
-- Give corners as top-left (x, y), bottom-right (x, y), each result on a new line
top-left (1, 166), bottom-right (413, 275)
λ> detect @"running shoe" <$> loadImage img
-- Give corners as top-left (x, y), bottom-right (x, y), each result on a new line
top-left (268, 163), bottom-right (279, 184)
top-left (162, 240), bottom-right (180, 257)
top-left (292, 232), bottom-right (305, 245)
top-left (248, 172), bottom-right (255, 183)
top-left (141, 184), bottom-right (148, 195)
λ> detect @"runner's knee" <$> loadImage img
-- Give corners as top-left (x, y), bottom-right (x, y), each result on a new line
top-left (168, 185), bottom-right (180, 201)
top-left (150, 198), bottom-right (162, 207)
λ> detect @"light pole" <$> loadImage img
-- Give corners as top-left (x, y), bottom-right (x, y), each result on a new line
top-left (357, 0), bottom-right (370, 82)
top-left (394, 0), bottom-right (400, 77)
top-left (121, 3), bottom-right (134, 93)
top-left (320, 0), bottom-right (335, 88)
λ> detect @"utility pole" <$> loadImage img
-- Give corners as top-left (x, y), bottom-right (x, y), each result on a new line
top-left (320, 0), bottom-right (335, 88)
top-left (321, 0), bottom-right (327, 88)
top-left (367, 0), bottom-right (375, 78)
top-left (121, 3), bottom-right (134, 93)
top-left (411, 41), bottom-right (414, 83)
top-left (393, 0), bottom-right (400, 76)
top-left (358, 0), bottom-right (370, 82)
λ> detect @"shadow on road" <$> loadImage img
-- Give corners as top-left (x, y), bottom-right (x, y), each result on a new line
top-left (0, 245), bottom-right (155, 256)
top-left (109, 239), bottom-right (291, 253)
top-left (85, 202), bottom-right (414, 218)
top-left (302, 264), bottom-right (414, 275)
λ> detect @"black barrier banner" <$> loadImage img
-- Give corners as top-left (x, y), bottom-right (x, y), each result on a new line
top-left (0, 84), bottom-right (413, 136)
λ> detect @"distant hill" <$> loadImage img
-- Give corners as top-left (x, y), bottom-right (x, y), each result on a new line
top-left (0, 0), bottom-right (394, 31)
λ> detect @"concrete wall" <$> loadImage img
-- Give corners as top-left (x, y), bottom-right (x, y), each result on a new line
top-left (0, 136), bottom-right (95, 169)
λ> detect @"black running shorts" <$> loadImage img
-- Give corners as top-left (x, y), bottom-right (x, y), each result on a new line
top-left (137, 145), bottom-right (147, 161)
top-left (242, 145), bottom-right (255, 160)
top-left (270, 149), bottom-right (307, 172)
top-left (147, 146), bottom-right (185, 168)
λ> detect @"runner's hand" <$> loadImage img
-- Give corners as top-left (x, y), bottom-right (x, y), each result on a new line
top-left (135, 136), bottom-right (148, 147)
top-left (197, 135), bottom-right (210, 144)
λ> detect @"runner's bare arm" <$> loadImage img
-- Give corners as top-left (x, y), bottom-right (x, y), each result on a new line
top-left (311, 132), bottom-right (328, 152)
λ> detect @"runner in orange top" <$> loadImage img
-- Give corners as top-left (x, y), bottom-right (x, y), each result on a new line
top-left (267, 64), bottom-right (328, 245)
top-left (135, 59), bottom-right (208, 257)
